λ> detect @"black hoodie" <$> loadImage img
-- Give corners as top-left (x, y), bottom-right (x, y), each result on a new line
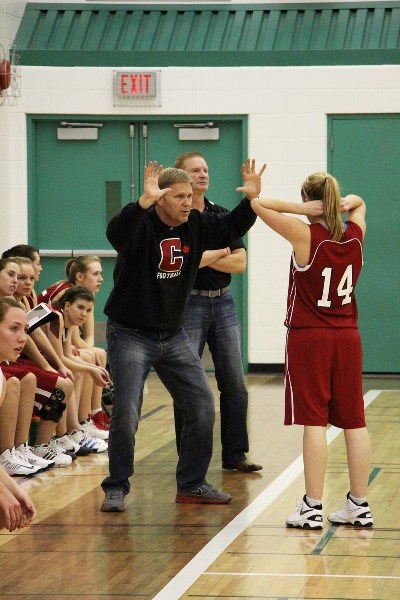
top-left (104, 198), bottom-right (256, 331)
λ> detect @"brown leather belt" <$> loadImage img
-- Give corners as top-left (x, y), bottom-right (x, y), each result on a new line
top-left (190, 286), bottom-right (229, 298)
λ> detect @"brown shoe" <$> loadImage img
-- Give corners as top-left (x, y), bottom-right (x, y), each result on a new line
top-left (222, 459), bottom-right (263, 472)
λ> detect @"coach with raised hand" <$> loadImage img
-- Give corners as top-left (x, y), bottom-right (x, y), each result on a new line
top-left (101, 159), bottom-right (265, 512)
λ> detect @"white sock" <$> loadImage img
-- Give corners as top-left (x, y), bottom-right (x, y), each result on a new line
top-left (349, 494), bottom-right (367, 505)
top-left (306, 495), bottom-right (322, 507)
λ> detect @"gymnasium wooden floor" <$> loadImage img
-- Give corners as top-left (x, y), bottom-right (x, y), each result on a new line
top-left (1, 373), bottom-right (399, 600)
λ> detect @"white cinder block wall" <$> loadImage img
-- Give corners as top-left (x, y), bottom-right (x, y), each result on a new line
top-left (0, 2), bottom-right (399, 366)
top-left (0, 0), bottom-right (24, 49)
top-left (0, 0), bottom-right (26, 244)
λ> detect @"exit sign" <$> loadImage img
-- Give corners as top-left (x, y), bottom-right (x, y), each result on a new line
top-left (113, 70), bottom-right (161, 106)
top-left (115, 71), bottom-right (156, 97)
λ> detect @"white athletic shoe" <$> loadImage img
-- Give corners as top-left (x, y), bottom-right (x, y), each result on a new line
top-left (0, 447), bottom-right (41, 476)
top-left (15, 442), bottom-right (54, 471)
top-left (70, 429), bottom-right (108, 453)
top-left (54, 434), bottom-right (79, 458)
top-left (80, 418), bottom-right (109, 441)
top-left (328, 493), bottom-right (373, 527)
top-left (286, 495), bottom-right (323, 529)
top-left (33, 441), bottom-right (72, 467)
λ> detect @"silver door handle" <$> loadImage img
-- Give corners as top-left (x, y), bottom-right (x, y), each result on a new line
top-left (39, 249), bottom-right (117, 258)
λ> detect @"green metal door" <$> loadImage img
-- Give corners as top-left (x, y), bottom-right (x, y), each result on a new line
top-left (29, 119), bottom-right (131, 329)
top-left (138, 119), bottom-right (247, 339)
top-left (28, 117), bottom-right (247, 363)
top-left (328, 115), bottom-right (400, 373)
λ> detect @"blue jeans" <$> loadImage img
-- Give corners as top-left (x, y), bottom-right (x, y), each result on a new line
top-left (178, 290), bottom-right (249, 464)
top-left (101, 320), bottom-right (215, 494)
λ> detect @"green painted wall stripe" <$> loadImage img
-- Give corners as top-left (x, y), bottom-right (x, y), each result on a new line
top-left (14, 48), bottom-right (400, 67)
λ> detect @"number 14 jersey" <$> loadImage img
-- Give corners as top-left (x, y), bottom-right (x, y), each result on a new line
top-left (285, 221), bottom-right (363, 329)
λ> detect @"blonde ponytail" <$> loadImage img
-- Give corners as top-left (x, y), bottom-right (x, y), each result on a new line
top-left (323, 176), bottom-right (344, 241)
top-left (302, 172), bottom-right (344, 242)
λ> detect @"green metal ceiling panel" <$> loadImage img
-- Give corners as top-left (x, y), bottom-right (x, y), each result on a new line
top-left (14, 2), bottom-right (400, 66)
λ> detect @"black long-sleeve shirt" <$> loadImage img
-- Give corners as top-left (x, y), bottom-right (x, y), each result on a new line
top-left (104, 198), bottom-right (256, 331)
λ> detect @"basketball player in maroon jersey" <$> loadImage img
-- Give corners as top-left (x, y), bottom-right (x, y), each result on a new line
top-left (246, 169), bottom-right (373, 529)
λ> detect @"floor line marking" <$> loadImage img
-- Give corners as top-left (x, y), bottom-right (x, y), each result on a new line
top-left (311, 525), bottom-right (338, 555)
top-left (312, 465), bottom-right (381, 555)
top-left (204, 572), bottom-right (400, 580)
top-left (152, 390), bottom-right (381, 600)
top-left (139, 405), bottom-right (167, 420)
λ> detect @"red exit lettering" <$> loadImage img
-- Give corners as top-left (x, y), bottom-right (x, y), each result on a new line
top-left (120, 73), bottom-right (152, 96)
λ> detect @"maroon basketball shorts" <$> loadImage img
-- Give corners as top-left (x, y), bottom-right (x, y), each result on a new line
top-left (2, 358), bottom-right (60, 417)
top-left (284, 327), bottom-right (366, 429)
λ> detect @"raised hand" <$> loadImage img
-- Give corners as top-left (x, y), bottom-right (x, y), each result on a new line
top-left (236, 159), bottom-right (267, 200)
top-left (340, 195), bottom-right (363, 213)
top-left (302, 200), bottom-right (324, 217)
top-left (140, 161), bottom-right (172, 208)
